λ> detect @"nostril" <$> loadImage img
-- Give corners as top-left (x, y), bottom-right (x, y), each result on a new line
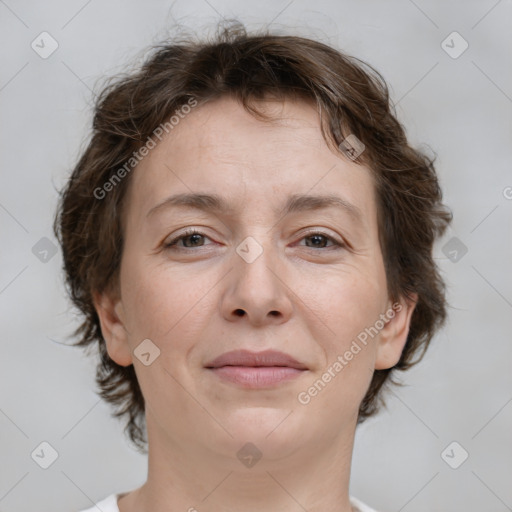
top-left (234, 309), bottom-right (245, 317)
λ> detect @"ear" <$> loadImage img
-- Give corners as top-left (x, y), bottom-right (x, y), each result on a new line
top-left (93, 288), bottom-right (133, 367)
top-left (374, 294), bottom-right (417, 370)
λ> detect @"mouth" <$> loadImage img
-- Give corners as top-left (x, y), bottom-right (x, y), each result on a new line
top-left (204, 349), bottom-right (308, 388)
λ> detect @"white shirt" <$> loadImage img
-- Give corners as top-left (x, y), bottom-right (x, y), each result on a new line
top-left (78, 493), bottom-right (379, 511)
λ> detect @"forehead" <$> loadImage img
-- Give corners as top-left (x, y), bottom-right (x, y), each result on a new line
top-left (125, 96), bottom-right (377, 226)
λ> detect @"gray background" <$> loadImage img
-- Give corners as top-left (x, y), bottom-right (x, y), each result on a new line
top-left (1, 1), bottom-right (511, 511)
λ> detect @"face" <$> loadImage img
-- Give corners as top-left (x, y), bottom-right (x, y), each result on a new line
top-left (95, 96), bottom-right (415, 467)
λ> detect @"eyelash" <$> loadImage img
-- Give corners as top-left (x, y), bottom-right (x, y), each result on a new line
top-left (163, 228), bottom-right (345, 251)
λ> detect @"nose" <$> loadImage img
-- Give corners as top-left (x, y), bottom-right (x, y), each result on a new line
top-left (220, 235), bottom-right (293, 327)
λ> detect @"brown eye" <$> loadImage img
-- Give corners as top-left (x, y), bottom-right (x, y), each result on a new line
top-left (298, 231), bottom-right (344, 250)
top-left (164, 229), bottom-right (212, 250)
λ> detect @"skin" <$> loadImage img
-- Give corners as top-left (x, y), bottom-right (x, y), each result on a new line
top-left (94, 96), bottom-right (416, 512)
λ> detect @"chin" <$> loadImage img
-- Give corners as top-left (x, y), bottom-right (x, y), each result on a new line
top-left (221, 407), bottom-right (304, 447)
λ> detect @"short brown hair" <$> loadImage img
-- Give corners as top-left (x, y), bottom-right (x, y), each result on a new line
top-left (54, 21), bottom-right (451, 452)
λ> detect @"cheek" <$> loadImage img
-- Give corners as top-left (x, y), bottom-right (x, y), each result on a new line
top-left (307, 264), bottom-right (388, 351)
top-left (296, 273), bottom-right (384, 425)
top-left (119, 252), bottom-right (219, 347)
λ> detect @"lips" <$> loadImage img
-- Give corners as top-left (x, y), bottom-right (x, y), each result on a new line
top-left (204, 349), bottom-right (308, 388)
top-left (204, 349), bottom-right (308, 370)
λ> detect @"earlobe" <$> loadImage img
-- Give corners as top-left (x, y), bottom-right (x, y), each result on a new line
top-left (93, 290), bottom-right (133, 367)
top-left (374, 294), bottom-right (417, 370)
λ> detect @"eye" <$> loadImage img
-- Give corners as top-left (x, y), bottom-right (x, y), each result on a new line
top-left (164, 229), bottom-right (213, 250)
top-left (297, 230), bottom-right (345, 250)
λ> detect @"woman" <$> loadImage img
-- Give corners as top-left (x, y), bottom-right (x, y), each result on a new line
top-left (55, 21), bottom-right (451, 512)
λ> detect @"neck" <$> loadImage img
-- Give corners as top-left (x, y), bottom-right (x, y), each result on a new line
top-left (123, 414), bottom-right (358, 512)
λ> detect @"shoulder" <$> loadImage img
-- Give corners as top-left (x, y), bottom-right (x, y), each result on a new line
top-left (78, 493), bottom-right (120, 512)
top-left (350, 495), bottom-right (381, 512)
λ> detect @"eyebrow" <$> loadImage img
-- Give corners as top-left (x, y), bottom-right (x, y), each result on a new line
top-left (146, 192), bottom-right (363, 223)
